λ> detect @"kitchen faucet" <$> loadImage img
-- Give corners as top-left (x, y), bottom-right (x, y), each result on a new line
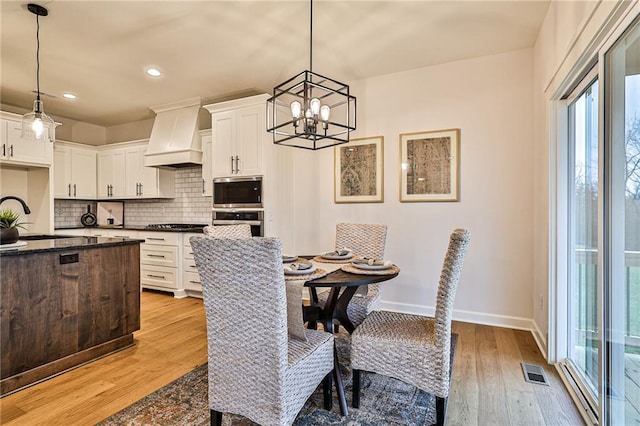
top-left (0, 196), bottom-right (31, 214)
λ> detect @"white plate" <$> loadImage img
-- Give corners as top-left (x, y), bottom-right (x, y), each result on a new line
top-left (320, 251), bottom-right (353, 260)
top-left (352, 262), bottom-right (393, 271)
top-left (282, 255), bottom-right (297, 263)
top-left (284, 265), bottom-right (317, 275)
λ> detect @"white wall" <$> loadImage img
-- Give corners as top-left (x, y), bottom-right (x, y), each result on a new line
top-left (290, 48), bottom-right (535, 329)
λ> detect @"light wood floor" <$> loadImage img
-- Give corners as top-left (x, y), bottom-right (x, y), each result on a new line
top-left (0, 290), bottom-right (584, 425)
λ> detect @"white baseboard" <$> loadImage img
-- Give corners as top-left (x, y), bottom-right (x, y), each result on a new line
top-left (378, 300), bottom-right (537, 332)
top-left (532, 321), bottom-right (549, 362)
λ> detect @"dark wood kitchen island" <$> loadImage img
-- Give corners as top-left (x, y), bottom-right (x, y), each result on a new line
top-left (0, 236), bottom-right (142, 395)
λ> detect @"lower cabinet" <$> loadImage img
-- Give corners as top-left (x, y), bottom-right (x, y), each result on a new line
top-left (183, 232), bottom-right (202, 294)
top-left (139, 231), bottom-right (185, 297)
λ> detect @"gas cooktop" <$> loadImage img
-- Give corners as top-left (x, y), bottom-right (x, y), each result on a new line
top-left (145, 223), bottom-right (208, 231)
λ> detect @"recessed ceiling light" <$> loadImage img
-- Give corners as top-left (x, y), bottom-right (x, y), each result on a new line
top-left (146, 68), bottom-right (162, 77)
top-left (62, 93), bottom-right (77, 99)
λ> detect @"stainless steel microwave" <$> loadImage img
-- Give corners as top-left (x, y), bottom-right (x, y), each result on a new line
top-left (212, 176), bottom-right (263, 208)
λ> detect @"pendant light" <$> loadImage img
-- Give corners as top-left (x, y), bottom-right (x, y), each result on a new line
top-left (21, 3), bottom-right (55, 143)
top-left (266, 0), bottom-right (356, 150)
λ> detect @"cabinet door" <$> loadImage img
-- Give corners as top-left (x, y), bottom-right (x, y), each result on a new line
top-left (235, 105), bottom-right (264, 177)
top-left (111, 150), bottom-right (126, 198)
top-left (53, 145), bottom-right (73, 198)
top-left (97, 150), bottom-right (126, 198)
top-left (140, 146), bottom-right (162, 198)
top-left (201, 134), bottom-right (212, 196)
top-left (72, 148), bottom-right (97, 199)
top-left (4, 120), bottom-right (52, 166)
top-left (96, 152), bottom-right (113, 198)
top-left (211, 111), bottom-right (235, 177)
top-left (124, 146), bottom-right (143, 197)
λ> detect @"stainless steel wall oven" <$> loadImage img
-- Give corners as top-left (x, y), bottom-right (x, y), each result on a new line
top-left (212, 210), bottom-right (264, 237)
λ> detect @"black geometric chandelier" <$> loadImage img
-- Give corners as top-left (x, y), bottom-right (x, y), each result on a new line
top-left (266, 0), bottom-right (356, 150)
top-left (21, 3), bottom-right (55, 143)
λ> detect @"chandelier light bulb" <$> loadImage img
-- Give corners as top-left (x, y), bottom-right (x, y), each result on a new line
top-left (290, 101), bottom-right (302, 119)
top-left (310, 98), bottom-right (321, 115)
top-left (320, 105), bottom-right (330, 121)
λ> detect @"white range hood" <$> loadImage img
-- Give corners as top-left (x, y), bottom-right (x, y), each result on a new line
top-left (144, 97), bottom-right (202, 168)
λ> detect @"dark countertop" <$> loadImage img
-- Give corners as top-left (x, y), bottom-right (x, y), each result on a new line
top-left (54, 225), bottom-right (206, 233)
top-left (0, 236), bottom-right (143, 257)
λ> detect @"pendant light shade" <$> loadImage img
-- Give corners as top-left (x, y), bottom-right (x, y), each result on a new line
top-left (22, 3), bottom-right (55, 143)
top-left (266, 0), bottom-right (356, 150)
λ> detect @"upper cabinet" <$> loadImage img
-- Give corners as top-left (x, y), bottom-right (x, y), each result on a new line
top-left (201, 130), bottom-right (212, 196)
top-left (97, 141), bottom-right (175, 200)
top-left (204, 94), bottom-right (269, 178)
top-left (0, 116), bottom-right (53, 167)
top-left (54, 142), bottom-right (97, 199)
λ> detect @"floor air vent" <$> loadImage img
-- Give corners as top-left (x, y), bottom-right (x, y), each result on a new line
top-left (521, 363), bottom-right (550, 386)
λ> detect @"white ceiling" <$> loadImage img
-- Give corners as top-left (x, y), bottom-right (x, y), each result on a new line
top-left (0, 0), bottom-right (550, 127)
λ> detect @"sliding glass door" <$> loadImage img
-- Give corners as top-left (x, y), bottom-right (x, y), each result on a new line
top-left (562, 15), bottom-right (640, 425)
top-left (567, 76), bottom-right (600, 402)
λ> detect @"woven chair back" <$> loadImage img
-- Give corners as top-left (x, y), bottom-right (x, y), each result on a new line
top-left (434, 228), bottom-right (471, 348)
top-left (203, 224), bottom-right (252, 238)
top-left (335, 223), bottom-right (387, 259)
top-left (190, 237), bottom-right (289, 413)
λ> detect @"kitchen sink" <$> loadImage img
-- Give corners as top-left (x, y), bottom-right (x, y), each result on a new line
top-left (18, 234), bottom-right (77, 241)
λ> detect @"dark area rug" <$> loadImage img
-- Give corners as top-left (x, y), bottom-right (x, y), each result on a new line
top-left (100, 332), bottom-right (457, 426)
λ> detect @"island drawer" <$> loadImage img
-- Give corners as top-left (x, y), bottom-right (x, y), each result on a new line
top-left (140, 245), bottom-right (178, 267)
top-left (141, 265), bottom-right (177, 289)
top-left (183, 271), bottom-right (202, 291)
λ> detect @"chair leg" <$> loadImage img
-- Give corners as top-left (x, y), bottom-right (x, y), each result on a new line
top-left (435, 396), bottom-right (447, 426)
top-left (323, 372), bottom-right (333, 410)
top-left (210, 409), bottom-right (222, 426)
top-left (352, 369), bottom-right (361, 408)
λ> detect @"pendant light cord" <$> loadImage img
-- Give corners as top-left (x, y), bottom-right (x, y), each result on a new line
top-left (309, 0), bottom-right (313, 73)
top-left (35, 13), bottom-right (41, 104)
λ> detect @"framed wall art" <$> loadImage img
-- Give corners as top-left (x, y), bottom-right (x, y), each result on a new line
top-left (399, 128), bottom-right (459, 202)
top-left (334, 136), bottom-right (384, 203)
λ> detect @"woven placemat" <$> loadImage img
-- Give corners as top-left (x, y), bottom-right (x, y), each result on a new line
top-left (284, 268), bottom-right (329, 281)
top-left (312, 255), bottom-right (362, 264)
top-left (340, 264), bottom-right (400, 276)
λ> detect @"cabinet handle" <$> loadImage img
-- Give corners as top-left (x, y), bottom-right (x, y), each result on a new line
top-left (2, 144), bottom-right (5, 156)
top-left (139, 183), bottom-right (143, 196)
top-left (135, 183), bottom-right (139, 196)
top-left (73, 184), bottom-right (76, 197)
top-left (147, 274), bottom-right (166, 279)
top-left (189, 280), bottom-right (201, 284)
top-left (189, 264), bottom-right (197, 268)
top-left (230, 156), bottom-right (235, 173)
top-left (68, 184), bottom-right (71, 197)
top-left (235, 155), bottom-right (240, 174)
top-left (147, 237), bottom-right (166, 241)
top-left (202, 179), bottom-right (205, 194)
top-left (147, 254), bottom-right (166, 258)
top-left (110, 184), bottom-right (113, 197)
top-left (9, 145), bottom-right (13, 157)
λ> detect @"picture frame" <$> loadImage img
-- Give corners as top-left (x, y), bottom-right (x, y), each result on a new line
top-left (399, 128), bottom-right (459, 202)
top-left (334, 136), bottom-right (384, 203)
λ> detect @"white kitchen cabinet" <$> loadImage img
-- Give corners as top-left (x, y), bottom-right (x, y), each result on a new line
top-left (54, 143), bottom-right (97, 199)
top-left (204, 94), bottom-right (269, 178)
top-left (124, 145), bottom-right (175, 198)
top-left (139, 231), bottom-right (185, 297)
top-left (97, 142), bottom-right (174, 199)
top-left (201, 131), bottom-right (212, 196)
top-left (0, 118), bottom-right (53, 167)
top-left (183, 232), bottom-right (202, 294)
top-left (97, 148), bottom-right (126, 198)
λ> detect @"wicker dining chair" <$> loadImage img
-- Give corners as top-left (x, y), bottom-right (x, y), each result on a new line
top-left (203, 224), bottom-right (252, 238)
top-left (350, 228), bottom-right (471, 426)
top-left (316, 223), bottom-right (388, 329)
top-left (190, 236), bottom-right (334, 426)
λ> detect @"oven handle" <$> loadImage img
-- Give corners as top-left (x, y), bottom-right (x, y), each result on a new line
top-left (213, 220), bottom-right (263, 226)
